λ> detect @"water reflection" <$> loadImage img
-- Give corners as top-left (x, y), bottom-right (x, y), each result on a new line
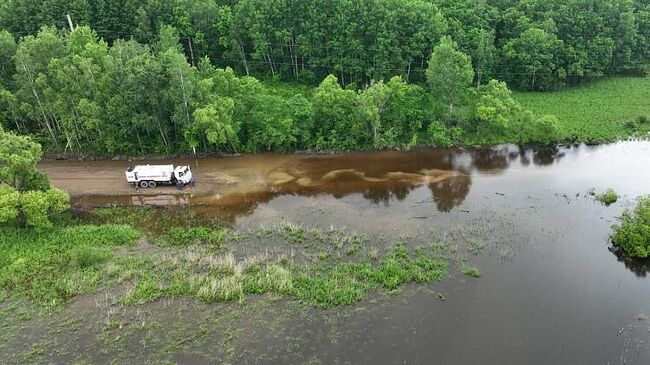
top-left (71, 145), bottom-right (573, 216)
top-left (429, 175), bottom-right (472, 212)
top-left (610, 246), bottom-right (650, 277)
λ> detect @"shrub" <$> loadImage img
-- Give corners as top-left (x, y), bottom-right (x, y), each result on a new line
top-left (524, 114), bottom-right (560, 145)
top-left (0, 186), bottom-right (69, 228)
top-left (426, 121), bottom-right (454, 147)
top-left (612, 196), bottom-right (650, 258)
top-left (595, 188), bottom-right (619, 205)
top-left (0, 186), bottom-right (20, 223)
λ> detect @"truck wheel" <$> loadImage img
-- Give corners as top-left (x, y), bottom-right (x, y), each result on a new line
top-left (148, 181), bottom-right (157, 188)
top-left (139, 181), bottom-right (149, 188)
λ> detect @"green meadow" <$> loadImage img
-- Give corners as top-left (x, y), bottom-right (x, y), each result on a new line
top-left (514, 77), bottom-right (650, 143)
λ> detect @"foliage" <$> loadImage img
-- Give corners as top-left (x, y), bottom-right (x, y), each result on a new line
top-left (312, 75), bottom-right (373, 150)
top-left (0, 186), bottom-right (69, 228)
top-left (503, 28), bottom-right (564, 91)
top-left (0, 224), bottom-right (140, 308)
top-left (595, 189), bottom-right (620, 206)
top-left (514, 77), bottom-right (650, 143)
top-left (426, 36), bottom-right (474, 117)
top-left (474, 80), bottom-right (522, 143)
top-left (0, 131), bottom-right (47, 191)
top-left (0, 0), bottom-right (649, 91)
top-left (0, 186), bottom-right (20, 224)
top-left (0, 8), bottom-right (648, 153)
top-left (612, 196), bottom-right (650, 258)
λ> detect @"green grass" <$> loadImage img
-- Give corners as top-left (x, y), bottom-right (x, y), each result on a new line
top-left (165, 226), bottom-right (228, 246)
top-left (514, 77), bottom-right (650, 143)
top-left (0, 224), bottom-right (140, 309)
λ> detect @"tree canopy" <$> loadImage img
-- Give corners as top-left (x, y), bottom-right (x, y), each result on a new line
top-left (0, 0), bottom-right (648, 155)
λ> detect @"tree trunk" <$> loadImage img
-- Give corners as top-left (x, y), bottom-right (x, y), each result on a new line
top-left (20, 58), bottom-right (58, 148)
top-left (238, 40), bottom-right (249, 76)
top-left (188, 37), bottom-right (195, 67)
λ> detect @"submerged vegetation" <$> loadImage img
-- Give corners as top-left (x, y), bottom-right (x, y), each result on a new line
top-left (612, 196), bottom-right (650, 258)
top-left (595, 188), bottom-right (620, 206)
top-left (0, 207), bottom-right (483, 311)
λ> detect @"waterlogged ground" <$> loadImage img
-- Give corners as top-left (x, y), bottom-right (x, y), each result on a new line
top-left (6, 142), bottom-right (650, 364)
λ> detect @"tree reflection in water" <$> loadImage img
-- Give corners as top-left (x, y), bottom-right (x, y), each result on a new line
top-left (610, 246), bottom-right (650, 277)
top-left (74, 146), bottom-right (571, 218)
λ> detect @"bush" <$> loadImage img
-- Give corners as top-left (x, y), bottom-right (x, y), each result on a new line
top-left (426, 121), bottom-right (454, 148)
top-left (612, 196), bottom-right (650, 258)
top-left (0, 186), bottom-right (20, 223)
top-left (595, 188), bottom-right (619, 205)
top-left (523, 114), bottom-right (560, 145)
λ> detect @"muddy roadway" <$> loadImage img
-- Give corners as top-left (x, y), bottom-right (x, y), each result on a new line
top-left (37, 142), bottom-right (650, 364)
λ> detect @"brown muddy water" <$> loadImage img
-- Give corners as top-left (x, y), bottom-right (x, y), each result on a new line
top-left (30, 142), bottom-right (650, 364)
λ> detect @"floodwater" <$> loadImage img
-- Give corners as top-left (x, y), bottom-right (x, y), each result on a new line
top-left (38, 142), bottom-right (650, 364)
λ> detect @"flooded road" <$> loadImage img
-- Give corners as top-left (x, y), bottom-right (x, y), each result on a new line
top-left (39, 142), bottom-right (650, 364)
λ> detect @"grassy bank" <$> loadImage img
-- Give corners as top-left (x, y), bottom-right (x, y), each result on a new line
top-left (514, 77), bottom-right (650, 142)
top-left (0, 208), bottom-right (482, 312)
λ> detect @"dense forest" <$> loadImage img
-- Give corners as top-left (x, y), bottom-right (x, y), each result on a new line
top-left (0, 0), bottom-right (649, 154)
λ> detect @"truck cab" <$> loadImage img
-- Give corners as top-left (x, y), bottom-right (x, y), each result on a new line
top-left (173, 165), bottom-right (193, 185)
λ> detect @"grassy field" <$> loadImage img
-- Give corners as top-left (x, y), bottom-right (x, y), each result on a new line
top-left (514, 77), bottom-right (650, 142)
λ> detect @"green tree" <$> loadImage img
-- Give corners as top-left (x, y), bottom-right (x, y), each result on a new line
top-left (187, 97), bottom-right (238, 152)
top-left (312, 75), bottom-right (373, 150)
top-left (503, 28), bottom-right (564, 90)
top-left (0, 131), bottom-right (48, 191)
top-left (473, 29), bottom-right (496, 88)
top-left (474, 80), bottom-right (522, 143)
top-left (0, 30), bottom-right (16, 88)
top-left (522, 114), bottom-right (560, 145)
top-left (426, 36), bottom-right (474, 118)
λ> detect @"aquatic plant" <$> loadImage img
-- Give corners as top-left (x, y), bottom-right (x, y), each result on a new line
top-left (595, 188), bottom-right (619, 205)
top-left (612, 196), bottom-right (650, 258)
top-left (165, 226), bottom-right (228, 246)
top-left (462, 266), bottom-right (481, 278)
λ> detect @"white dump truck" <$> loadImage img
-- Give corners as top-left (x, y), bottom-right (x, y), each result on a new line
top-left (125, 164), bottom-right (194, 189)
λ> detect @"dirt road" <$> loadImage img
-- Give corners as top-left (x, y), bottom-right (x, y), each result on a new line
top-left (39, 150), bottom-right (465, 207)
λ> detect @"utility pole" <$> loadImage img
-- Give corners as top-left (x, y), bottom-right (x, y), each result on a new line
top-left (66, 14), bottom-right (75, 32)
